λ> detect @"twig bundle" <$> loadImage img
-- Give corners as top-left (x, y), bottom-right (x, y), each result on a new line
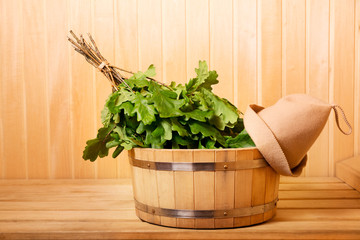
top-left (67, 30), bottom-right (166, 91)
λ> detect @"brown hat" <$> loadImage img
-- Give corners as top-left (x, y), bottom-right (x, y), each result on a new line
top-left (244, 94), bottom-right (352, 176)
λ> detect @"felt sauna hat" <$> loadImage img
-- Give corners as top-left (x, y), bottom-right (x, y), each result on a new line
top-left (244, 94), bottom-right (352, 176)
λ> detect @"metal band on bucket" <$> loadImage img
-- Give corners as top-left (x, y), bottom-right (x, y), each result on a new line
top-left (134, 198), bottom-right (278, 219)
top-left (129, 157), bottom-right (268, 171)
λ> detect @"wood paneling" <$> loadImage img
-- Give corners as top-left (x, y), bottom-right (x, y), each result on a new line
top-left (46, 0), bottom-right (72, 179)
top-left (259, 0), bottom-right (282, 107)
top-left (210, 0), bottom-right (233, 101)
top-left (233, 0), bottom-right (257, 113)
top-left (331, 0), bottom-right (355, 175)
top-left (282, 0), bottom-right (306, 96)
top-left (162, 0), bottom-right (186, 85)
top-left (355, 0), bottom-right (360, 156)
top-left (69, 0), bottom-right (97, 179)
top-left (306, 0), bottom-right (330, 176)
top-left (0, 0), bottom-right (27, 179)
top-left (23, 0), bottom-right (50, 179)
top-left (0, 0), bottom-right (359, 179)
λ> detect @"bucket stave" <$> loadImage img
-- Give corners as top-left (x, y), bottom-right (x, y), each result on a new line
top-left (129, 148), bottom-right (279, 229)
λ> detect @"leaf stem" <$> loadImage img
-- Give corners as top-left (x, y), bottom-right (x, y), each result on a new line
top-left (103, 125), bottom-right (117, 143)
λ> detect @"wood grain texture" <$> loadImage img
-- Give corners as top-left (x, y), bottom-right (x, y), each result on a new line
top-left (154, 150), bottom-right (176, 227)
top-left (173, 150), bottom-right (194, 228)
top-left (250, 167), bottom-right (266, 224)
top-left (305, 0), bottom-right (330, 177)
top-left (259, 0), bottom-right (282, 107)
top-left (210, 0), bottom-right (233, 101)
top-left (282, 0), bottom-right (306, 96)
top-left (214, 150), bottom-right (235, 228)
top-left (69, 0), bottom-right (97, 179)
top-left (336, 156), bottom-right (360, 192)
top-left (23, 0), bottom-right (50, 179)
top-left (140, 149), bottom-right (160, 224)
top-left (0, 178), bottom-right (359, 239)
top-left (0, 0), bottom-right (27, 179)
top-left (0, 0), bottom-right (359, 179)
top-left (46, 0), bottom-right (72, 179)
top-left (233, 0), bottom-right (257, 113)
top-left (331, 0), bottom-right (355, 175)
top-left (264, 167), bottom-right (278, 221)
top-left (162, 0), bottom-right (186, 84)
top-left (193, 150), bottom-right (215, 228)
top-left (355, 0), bottom-right (360, 157)
top-left (0, 0), bottom-right (3, 179)
top-left (130, 149), bottom-right (146, 221)
top-left (234, 149), bottom-right (253, 227)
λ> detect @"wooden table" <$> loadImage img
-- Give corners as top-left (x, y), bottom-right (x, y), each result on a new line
top-left (0, 177), bottom-right (359, 239)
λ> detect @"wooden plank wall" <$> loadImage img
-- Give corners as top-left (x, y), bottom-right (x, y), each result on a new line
top-left (0, 0), bottom-right (358, 179)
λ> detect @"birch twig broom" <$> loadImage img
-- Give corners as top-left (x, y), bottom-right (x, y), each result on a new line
top-left (67, 30), bottom-right (166, 91)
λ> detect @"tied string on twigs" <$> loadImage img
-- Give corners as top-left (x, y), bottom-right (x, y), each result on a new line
top-left (67, 30), bottom-right (168, 92)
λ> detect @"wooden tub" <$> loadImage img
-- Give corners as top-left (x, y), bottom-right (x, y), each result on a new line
top-left (128, 148), bottom-right (280, 229)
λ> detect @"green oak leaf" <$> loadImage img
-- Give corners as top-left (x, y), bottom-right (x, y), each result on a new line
top-left (82, 138), bottom-right (109, 161)
top-left (188, 121), bottom-right (226, 146)
top-left (112, 145), bottom-right (124, 158)
top-left (113, 126), bottom-right (127, 140)
top-left (191, 91), bottom-right (209, 111)
top-left (186, 60), bottom-right (209, 92)
top-left (173, 134), bottom-right (193, 148)
top-left (121, 141), bottom-right (136, 150)
top-left (127, 74), bottom-right (149, 88)
top-left (150, 83), bottom-right (185, 118)
top-left (225, 129), bottom-right (255, 148)
top-left (106, 89), bottom-right (135, 113)
top-left (199, 70), bottom-right (219, 91)
top-left (151, 119), bottom-right (172, 144)
top-left (136, 121), bottom-right (146, 134)
top-left (195, 60), bottom-right (209, 83)
top-left (145, 129), bottom-right (161, 146)
top-left (201, 88), bottom-right (238, 130)
top-left (144, 64), bottom-right (156, 77)
top-left (82, 124), bottom-right (115, 161)
top-left (131, 92), bottom-right (157, 125)
top-left (119, 101), bottom-right (134, 116)
top-left (184, 109), bottom-right (214, 122)
top-left (205, 138), bottom-right (217, 149)
top-left (113, 113), bottom-right (120, 123)
top-left (160, 119), bottom-right (172, 142)
top-left (106, 139), bottom-right (120, 148)
top-left (126, 65), bottom-right (156, 88)
top-left (170, 118), bottom-right (188, 137)
top-left (101, 106), bottom-right (111, 127)
top-left (152, 124), bottom-right (165, 138)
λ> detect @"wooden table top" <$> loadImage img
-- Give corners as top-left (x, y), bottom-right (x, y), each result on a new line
top-left (0, 177), bottom-right (359, 239)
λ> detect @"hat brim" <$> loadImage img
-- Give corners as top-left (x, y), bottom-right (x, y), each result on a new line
top-left (244, 104), bottom-right (307, 176)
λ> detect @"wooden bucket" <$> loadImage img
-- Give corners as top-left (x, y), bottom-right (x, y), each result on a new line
top-left (129, 148), bottom-right (280, 229)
